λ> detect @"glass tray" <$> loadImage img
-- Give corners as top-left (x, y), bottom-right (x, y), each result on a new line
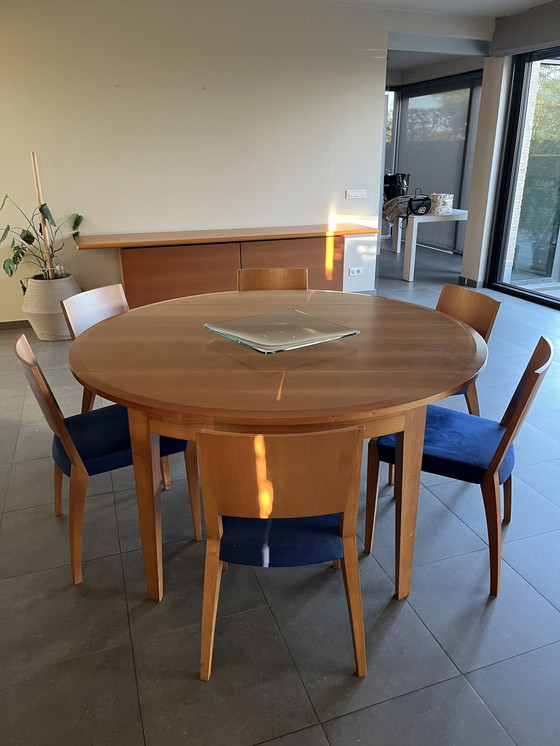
top-left (204, 308), bottom-right (360, 354)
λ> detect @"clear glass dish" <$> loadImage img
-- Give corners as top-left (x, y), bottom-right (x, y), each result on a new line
top-left (204, 308), bottom-right (360, 354)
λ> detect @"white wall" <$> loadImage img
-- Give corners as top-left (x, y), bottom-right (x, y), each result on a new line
top-left (0, 0), bottom-right (493, 321)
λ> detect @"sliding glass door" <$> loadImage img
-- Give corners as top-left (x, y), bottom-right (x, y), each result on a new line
top-left (491, 50), bottom-right (560, 304)
top-left (395, 73), bottom-right (481, 253)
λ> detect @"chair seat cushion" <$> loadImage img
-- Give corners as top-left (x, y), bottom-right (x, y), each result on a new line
top-left (220, 513), bottom-right (343, 567)
top-left (52, 404), bottom-right (186, 476)
top-left (376, 404), bottom-right (514, 485)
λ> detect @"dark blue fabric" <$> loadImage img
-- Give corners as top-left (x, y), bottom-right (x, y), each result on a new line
top-left (220, 513), bottom-right (343, 567)
top-left (52, 404), bottom-right (186, 476)
top-left (376, 404), bottom-right (514, 485)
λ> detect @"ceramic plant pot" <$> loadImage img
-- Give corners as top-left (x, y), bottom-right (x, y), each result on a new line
top-left (22, 274), bottom-right (81, 341)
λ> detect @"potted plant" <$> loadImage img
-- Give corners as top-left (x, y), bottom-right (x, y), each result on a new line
top-left (1, 153), bottom-right (84, 340)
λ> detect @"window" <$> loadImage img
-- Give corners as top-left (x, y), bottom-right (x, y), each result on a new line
top-left (489, 49), bottom-right (560, 306)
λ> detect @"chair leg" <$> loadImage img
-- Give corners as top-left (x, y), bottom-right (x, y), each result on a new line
top-left (332, 559), bottom-right (340, 569)
top-left (81, 387), bottom-right (96, 414)
top-left (68, 466), bottom-right (89, 585)
top-left (160, 456), bottom-right (171, 491)
top-left (185, 442), bottom-right (202, 540)
top-left (200, 540), bottom-right (223, 681)
top-left (387, 462), bottom-right (395, 486)
top-left (464, 383), bottom-right (481, 417)
top-left (481, 473), bottom-right (502, 596)
top-left (364, 442), bottom-right (381, 555)
top-left (341, 536), bottom-right (367, 677)
top-left (503, 476), bottom-right (512, 523)
top-left (54, 463), bottom-right (63, 517)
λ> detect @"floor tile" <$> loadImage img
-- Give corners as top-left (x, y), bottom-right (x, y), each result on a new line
top-left (467, 642), bottom-right (560, 746)
top-left (5, 456), bottom-right (112, 511)
top-left (365, 487), bottom-right (486, 577)
top-left (134, 606), bottom-right (317, 746)
top-left (0, 463), bottom-right (10, 512)
top-left (0, 492), bottom-right (120, 578)
top-left (122, 539), bottom-right (267, 641)
top-left (0, 396), bottom-right (24, 428)
top-left (0, 426), bottom-right (18, 465)
top-left (268, 557), bottom-right (458, 721)
top-left (114, 481), bottom-right (197, 553)
top-left (323, 676), bottom-right (513, 745)
top-left (502, 530), bottom-right (560, 610)
top-left (514, 458), bottom-right (560, 506)
top-left (259, 726), bottom-right (330, 746)
top-left (0, 556), bottom-right (130, 683)
top-left (407, 551), bottom-right (560, 672)
top-left (12, 421), bottom-right (53, 461)
top-left (428, 476), bottom-right (560, 545)
top-left (0, 645), bottom-right (144, 746)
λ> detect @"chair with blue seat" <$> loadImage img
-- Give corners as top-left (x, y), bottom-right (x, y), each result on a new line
top-left (436, 284), bottom-right (501, 416)
top-left (197, 426), bottom-right (366, 680)
top-left (14, 333), bottom-right (202, 585)
top-left (60, 283), bottom-right (190, 493)
top-left (387, 284), bottom-right (501, 486)
top-left (364, 336), bottom-right (553, 596)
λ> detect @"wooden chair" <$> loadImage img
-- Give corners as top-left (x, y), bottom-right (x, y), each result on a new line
top-left (13, 334), bottom-right (202, 584)
top-left (387, 285), bottom-right (500, 486)
top-left (436, 284), bottom-right (501, 416)
top-left (237, 267), bottom-right (308, 291)
top-left (61, 284), bottom-right (188, 496)
top-left (197, 426), bottom-right (366, 680)
top-left (365, 337), bottom-right (553, 596)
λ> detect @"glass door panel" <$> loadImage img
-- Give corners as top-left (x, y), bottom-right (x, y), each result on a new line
top-left (398, 87), bottom-right (470, 252)
top-left (499, 58), bottom-right (560, 298)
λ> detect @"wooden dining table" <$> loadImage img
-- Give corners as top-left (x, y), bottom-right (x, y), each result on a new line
top-left (68, 289), bottom-right (487, 602)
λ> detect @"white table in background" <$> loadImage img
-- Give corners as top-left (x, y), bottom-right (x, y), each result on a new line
top-left (391, 209), bottom-right (468, 282)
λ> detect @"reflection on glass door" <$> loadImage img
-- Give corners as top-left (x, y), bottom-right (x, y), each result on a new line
top-left (499, 57), bottom-right (560, 298)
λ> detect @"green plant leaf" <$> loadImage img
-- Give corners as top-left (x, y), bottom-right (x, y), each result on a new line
top-left (20, 229), bottom-right (35, 245)
top-left (39, 203), bottom-right (56, 226)
top-left (3, 258), bottom-right (15, 277)
top-left (0, 194), bottom-right (9, 211)
top-left (71, 213), bottom-right (84, 231)
top-left (12, 244), bottom-right (27, 263)
top-left (0, 224), bottom-right (10, 244)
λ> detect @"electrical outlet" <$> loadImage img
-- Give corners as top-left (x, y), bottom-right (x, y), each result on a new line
top-left (345, 189), bottom-right (367, 199)
top-left (349, 267), bottom-right (363, 276)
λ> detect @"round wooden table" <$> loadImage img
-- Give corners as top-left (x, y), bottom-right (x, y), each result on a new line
top-left (69, 290), bottom-right (487, 601)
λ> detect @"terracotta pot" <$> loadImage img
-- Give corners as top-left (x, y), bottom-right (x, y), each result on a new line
top-left (22, 275), bottom-right (82, 341)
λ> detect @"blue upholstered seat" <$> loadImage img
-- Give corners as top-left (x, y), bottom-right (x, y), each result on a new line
top-left (52, 404), bottom-right (186, 477)
top-left (376, 404), bottom-right (515, 485)
top-left (366, 336), bottom-right (553, 597)
top-left (220, 513), bottom-right (342, 567)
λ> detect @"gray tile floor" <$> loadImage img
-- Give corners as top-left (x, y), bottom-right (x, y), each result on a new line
top-left (1, 244), bottom-right (560, 745)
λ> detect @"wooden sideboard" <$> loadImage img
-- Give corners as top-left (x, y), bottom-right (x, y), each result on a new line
top-left (76, 224), bottom-right (376, 307)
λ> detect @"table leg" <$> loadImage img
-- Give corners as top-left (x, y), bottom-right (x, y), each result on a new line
top-left (128, 408), bottom-right (163, 602)
top-left (392, 218), bottom-right (403, 254)
top-left (394, 405), bottom-right (427, 599)
top-left (402, 217), bottom-right (419, 281)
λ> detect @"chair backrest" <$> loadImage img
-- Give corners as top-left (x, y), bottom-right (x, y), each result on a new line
top-left (237, 267), bottom-right (308, 291)
top-left (13, 334), bottom-right (84, 469)
top-left (197, 427), bottom-right (363, 540)
top-left (61, 283), bottom-right (129, 339)
top-left (487, 336), bottom-right (553, 477)
top-left (436, 285), bottom-right (500, 342)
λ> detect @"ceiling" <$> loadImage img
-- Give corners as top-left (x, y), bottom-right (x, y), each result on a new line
top-left (282, 0), bottom-right (553, 19)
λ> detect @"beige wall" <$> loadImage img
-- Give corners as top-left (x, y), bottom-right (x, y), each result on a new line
top-left (0, 0), bottom-right (493, 321)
